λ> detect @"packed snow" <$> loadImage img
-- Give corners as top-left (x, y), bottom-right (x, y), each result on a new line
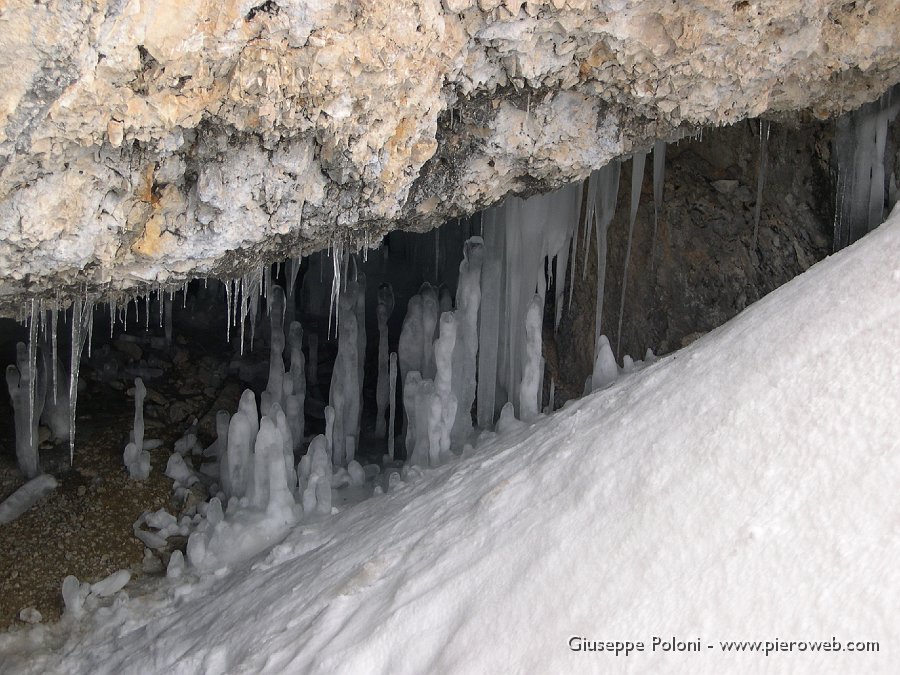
top-left (1, 202), bottom-right (898, 672)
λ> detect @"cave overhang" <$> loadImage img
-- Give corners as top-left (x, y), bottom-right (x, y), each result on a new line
top-left (0, 0), bottom-right (898, 315)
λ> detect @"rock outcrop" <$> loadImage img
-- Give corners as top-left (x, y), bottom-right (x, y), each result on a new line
top-left (0, 0), bottom-right (898, 313)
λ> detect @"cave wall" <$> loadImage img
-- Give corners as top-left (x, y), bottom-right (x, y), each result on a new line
top-left (0, 0), bottom-right (898, 314)
top-left (546, 116), bottom-right (899, 406)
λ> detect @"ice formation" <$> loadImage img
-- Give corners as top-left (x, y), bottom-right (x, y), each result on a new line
top-left (6, 342), bottom-right (46, 478)
top-left (124, 378), bottom-right (151, 480)
top-left (286, 321), bottom-right (306, 451)
top-left (834, 85), bottom-right (900, 250)
top-left (518, 295), bottom-right (544, 422)
top-left (388, 352), bottom-right (398, 459)
top-left (450, 237), bottom-right (483, 445)
top-left (615, 151), bottom-right (646, 360)
top-left (375, 283), bottom-right (394, 439)
top-left (329, 293), bottom-right (360, 467)
top-left (0, 474), bottom-right (58, 524)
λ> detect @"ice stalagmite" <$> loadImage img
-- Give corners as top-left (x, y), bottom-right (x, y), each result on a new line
top-left (221, 390), bottom-right (258, 500)
top-left (450, 237), bottom-right (483, 446)
top-left (519, 295), bottom-right (544, 422)
top-left (6, 342), bottom-right (46, 479)
top-left (273, 404), bottom-right (296, 491)
top-left (351, 270), bottom-right (366, 432)
top-left (420, 283), bottom-right (439, 380)
top-left (301, 435), bottom-right (332, 516)
top-left (477, 214), bottom-right (503, 428)
top-left (590, 335), bottom-right (619, 392)
top-left (329, 294), bottom-right (359, 466)
top-left (375, 283), bottom-right (394, 438)
top-left (388, 352), bottom-right (398, 460)
top-left (398, 296), bottom-right (424, 392)
top-left (124, 377), bottom-right (150, 480)
top-left (403, 371), bottom-right (422, 458)
top-left (616, 151), bottom-right (646, 361)
top-left (432, 312), bottom-right (458, 462)
top-left (592, 162), bottom-right (621, 363)
top-left (285, 321), bottom-right (306, 451)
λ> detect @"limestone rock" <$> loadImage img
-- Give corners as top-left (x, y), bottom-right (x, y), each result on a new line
top-left (0, 0), bottom-right (897, 313)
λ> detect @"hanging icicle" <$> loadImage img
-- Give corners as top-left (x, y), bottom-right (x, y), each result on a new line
top-left (615, 151), bottom-right (646, 361)
top-left (751, 119), bottom-right (771, 250)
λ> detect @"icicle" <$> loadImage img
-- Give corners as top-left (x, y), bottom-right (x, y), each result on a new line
top-left (582, 172), bottom-right (600, 279)
top-left (652, 140), bottom-right (666, 256)
top-left (388, 352), bottom-right (397, 460)
top-left (751, 120), bottom-right (771, 249)
top-left (109, 298), bottom-right (116, 339)
top-left (182, 282), bottom-right (188, 308)
top-left (615, 151), bottom-right (646, 361)
top-left (68, 297), bottom-right (93, 465)
top-left (27, 299), bottom-right (37, 446)
top-left (87, 308), bottom-right (94, 358)
top-left (144, 292), bottom-right (150, 330)
top-left (158, 286), bottom-right (163, 328)
top-left (51, 308), bottom-right (59, 404)
top-left (224, 279), bottom-right (233, 344)
top-left (328, 242), bottom-right (343, 339)
top-left (239, 275), bottom-right (247, 356)
top-left (593, 161), bottom-right (621, 358)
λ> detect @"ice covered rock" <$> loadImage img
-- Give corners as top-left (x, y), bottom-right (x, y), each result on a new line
top-left (61, 575), bottom-right (90, 619)
top-left (0, 474), bottom-right (58, 525)
top-left (90, 570), bottom-right (130, 598)
top-left (166, 454), bottom-right (197, 486)
top-left (590, 335), bottom-right (619, 393)
top-left (124, 442), bottom-right (150, 481)
top-left (347, 460), bottom-right (366, 486)
top-left (167, 550), bottom-right (185, 579)
top-left (18, 607), bottom-right (42, 624)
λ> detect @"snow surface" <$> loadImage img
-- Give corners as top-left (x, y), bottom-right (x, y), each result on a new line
top-left (3, 211), bottom-right (900, 674)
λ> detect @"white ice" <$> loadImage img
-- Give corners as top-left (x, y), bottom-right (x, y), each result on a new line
top-left (5, 208), bottom-right (900, 675)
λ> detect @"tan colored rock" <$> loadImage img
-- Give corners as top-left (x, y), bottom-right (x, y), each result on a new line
top-left (0, 0), bottom-right (896, 313)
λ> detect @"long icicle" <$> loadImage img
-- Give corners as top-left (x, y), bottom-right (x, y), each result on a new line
top-left (27, 298), bottom-right (37, 446)
top-left (752, 119), bottom-right (771, 249)
top-left (615, 151), bottom-right (646, 361)
top-left (68, 296), bottom-right (93, 465)
top-left (651, 140), bottom-right (666, 259)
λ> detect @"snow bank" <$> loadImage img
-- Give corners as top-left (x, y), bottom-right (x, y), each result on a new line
top-left (3, 212), bottom-right (900, 673)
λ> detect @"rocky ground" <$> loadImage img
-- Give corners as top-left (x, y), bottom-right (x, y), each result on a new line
top-left (0, 291), bottom-right (242, 630)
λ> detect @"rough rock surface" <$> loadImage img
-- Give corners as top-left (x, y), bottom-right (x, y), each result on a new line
top-left (0, 0), bottom-right (898, 313)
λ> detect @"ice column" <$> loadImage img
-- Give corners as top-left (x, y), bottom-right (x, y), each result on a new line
top-left (285, 321), bottom-right (306, 451)
top-left (375, 283), bottom-right (395, 438)
top-left (221, 389), bottom-right (258, 500)
top-left (450, 237), bottom-right (483, 446)
top-left (519, 295), bottom-right (544, 422)
top-left (388, 352), bottom-right (398, 459)
top-left (328, 294), bottom-right (360, 466)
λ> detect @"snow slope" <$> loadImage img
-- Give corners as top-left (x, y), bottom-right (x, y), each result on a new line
top-left (3, 210), bottom-right (900, 674)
